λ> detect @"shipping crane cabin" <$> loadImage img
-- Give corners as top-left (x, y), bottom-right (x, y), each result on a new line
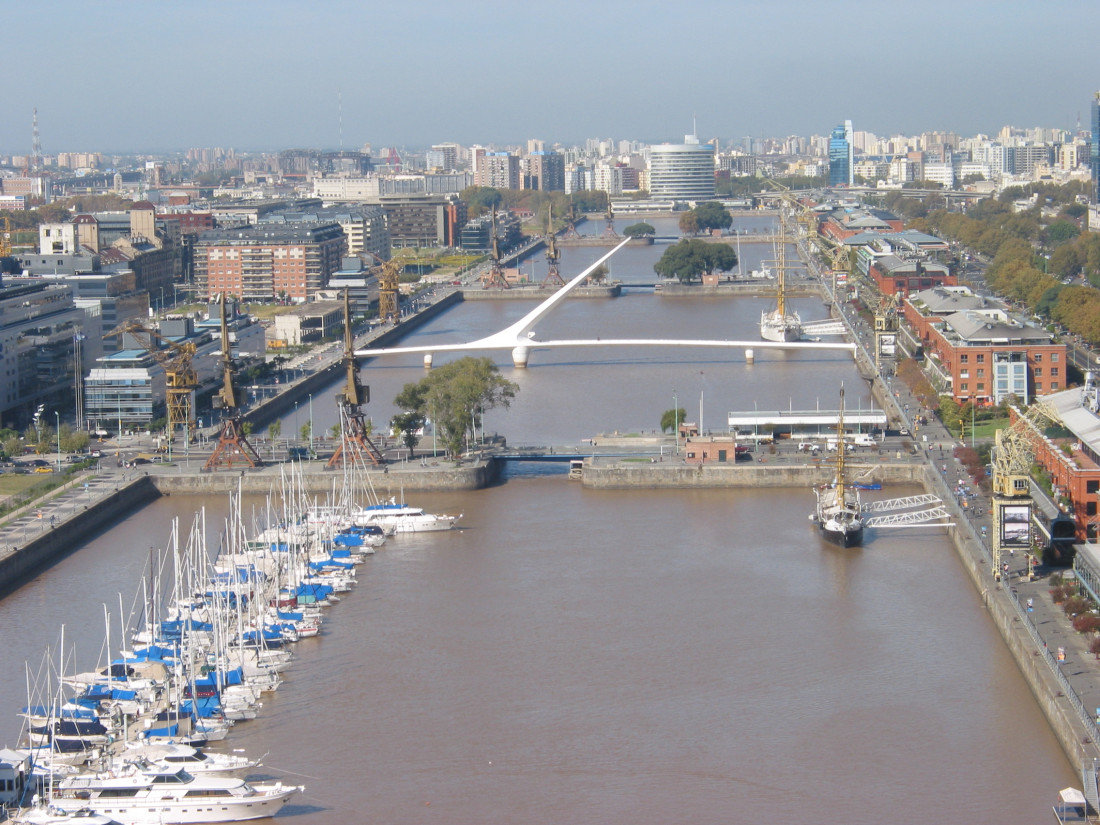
top-left (328, 289), bottom-right (384, 468)
top-left (204, 295), bottom-right (262, 471)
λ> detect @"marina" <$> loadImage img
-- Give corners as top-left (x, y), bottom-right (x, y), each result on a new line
top-left (0, 213), bottom-right (1087, 822)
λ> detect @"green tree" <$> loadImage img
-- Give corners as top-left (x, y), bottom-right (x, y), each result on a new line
top-left (653, 239), bottom-right (737, 284)
top-left (692, 202), bottom-right (733, 232)
top-left (623, 222), bottom-right (656, 238)
top-left (58, 426), bottom-right (89, 453)
top-left (587, 263), bottom-right (610, 284)
top-left (678, 210), bottom-right (700, 235)
top-left (394, 357), bottom-right (519, 458)
top-left (267, 420), bottom-right (282, 442)
top-left (660, 408), bottom-right (688, 433)
top-left (299, 423), bottom-right (311, 444)
top-left (390, 410), bottom-right (425, 458)
top-left (1044, 219), bottom-right (1080, 246)
top-left (241, 421), bottom-right (253, 436)
top-left (330, 424), bottom-right (341, 439)
top-left (460, 186), bottom-right (503, 219)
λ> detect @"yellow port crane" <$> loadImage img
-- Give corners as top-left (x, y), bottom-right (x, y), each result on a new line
top-left (0, 217), bottom-right (11, 258)
top-left (104, 319), bottom-right (197, 440)
top-left (990, 400), bottom-right (1061, 580)
top-left (376, 257), bottom-right (401, 324)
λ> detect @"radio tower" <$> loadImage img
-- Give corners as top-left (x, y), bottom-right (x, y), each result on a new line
top-left (31, 108), bottom-right (43, 173)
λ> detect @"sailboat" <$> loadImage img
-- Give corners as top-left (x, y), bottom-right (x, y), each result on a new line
top-left (811, 387), bottom-right (864, 547)
top-left (759, 227), bottom-right (802, 341)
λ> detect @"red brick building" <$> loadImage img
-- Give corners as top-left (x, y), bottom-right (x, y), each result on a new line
top-left (902, 288), bottom-right (1066, 405)
top-left (1016, 385), bottom-right (1100, 540)
top-left (192, 223), bottom-right (345, 302)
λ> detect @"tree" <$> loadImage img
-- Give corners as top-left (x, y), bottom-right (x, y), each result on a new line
top-left (241, 421), bottom-right (253, 436)
top-left (678, 210), bottom-right (700, 235)
top-left (588, 263), bottom-right (610, 284)
top-left (653, 239), bottom-right (737, 284)
top-left (267, 420), bottom-right (282, 442)
top-left (460, 186), bottom-right (503, 219)
top-left (394, 357), bottom-right (519, 458)
top-left (390, 410), bottom-right (425, 458)
top-left (623, 222), bottom-right (655, 238)
top-left (299, 423), bottom-right (311, 444)
top-left (692, 202), bottom-right (733, 233)
top-left (660, 408), bottom-right (688, 433)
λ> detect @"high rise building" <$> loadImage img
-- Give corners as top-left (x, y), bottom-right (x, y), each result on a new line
top-left (1091, 92), bottom-right (1100, 201)
top-left (648, 135), bottom-right (715, 201)
top-left (829, 120), bottom-right (853, 186)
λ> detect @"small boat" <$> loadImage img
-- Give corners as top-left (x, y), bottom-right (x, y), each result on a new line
top-left (354, 499), bottom-right (460, 533)
top-left (810, 388), bottom-right (864, 547)
top-left (50, 766), bottom-right (301, 824)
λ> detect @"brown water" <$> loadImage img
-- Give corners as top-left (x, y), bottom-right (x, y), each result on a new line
top-left (0, 480), bottom-right (1075, 823)
top-left (0, 221), bottom-right (1078, 821)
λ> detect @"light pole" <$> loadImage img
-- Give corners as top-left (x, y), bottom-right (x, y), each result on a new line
top-left (294, 402), bottom-right (299, 445)
top-left (54, 412), bottom-right (61, 472)
top-left (308, 393), bottom-right (313, 456)
top-left (673, 390), bottom-right (679, 454)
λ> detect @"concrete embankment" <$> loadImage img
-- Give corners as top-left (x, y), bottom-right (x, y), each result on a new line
top-left (581, 458), bottom-right (923, 488)
top-left (929, 459), bottom-right (1100, 768)
top-left (460, 285), bottom-right (620, 301)
top-left (149, 459), bottom-right (499, 496)
top-left (656, 281), bottom-right (823, 298)
top-left (0, 475), bottom-right (159, 597)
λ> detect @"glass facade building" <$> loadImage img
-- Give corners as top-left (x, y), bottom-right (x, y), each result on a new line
top-left (829, 121), bottom-right (853, 187)
top-left (1092, 92), bottom-right (1100, 202)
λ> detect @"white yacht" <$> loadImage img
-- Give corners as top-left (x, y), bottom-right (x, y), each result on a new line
top-left (353, 499), bottom-right (460, 533)
top-left (49, 766), bottom-right (301, 824)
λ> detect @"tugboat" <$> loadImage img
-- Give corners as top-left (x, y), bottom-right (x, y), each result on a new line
top-left (759, 232), bottom-right (802, 342)
top-left (811, 387), bottom-right (864, 547)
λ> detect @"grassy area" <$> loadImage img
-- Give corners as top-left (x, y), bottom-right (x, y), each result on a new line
top-left (967, 416), bottom-right (1010, 440)
top-left (0, 474), bottom-right (50, 496)
top-left (242, 303), bottom-right (297, 320)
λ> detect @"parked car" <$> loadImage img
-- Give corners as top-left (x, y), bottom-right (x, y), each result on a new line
top-left (33, 466), bottom-right (54, 473)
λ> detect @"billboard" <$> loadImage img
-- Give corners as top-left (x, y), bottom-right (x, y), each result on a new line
top-left (878, 333), bottom-right (896, 356)
top-left (1000, 502), bottom-right (1032, 547)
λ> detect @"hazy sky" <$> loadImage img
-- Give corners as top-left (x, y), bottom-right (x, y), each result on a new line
top-left (6, 0), bottom-right (1100, 154)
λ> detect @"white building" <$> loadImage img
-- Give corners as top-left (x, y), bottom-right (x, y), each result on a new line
top-left (647, 135), bottom-right (715, 201)
top-left (594, 163), bottom-right (624, 196)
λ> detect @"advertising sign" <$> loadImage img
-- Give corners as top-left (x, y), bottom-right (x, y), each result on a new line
top-left (1000, 502), bottom-right (1032, 547)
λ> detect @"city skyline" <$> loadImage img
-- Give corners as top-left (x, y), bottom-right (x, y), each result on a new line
top-left (5, 0), bottom-right (1100, 154)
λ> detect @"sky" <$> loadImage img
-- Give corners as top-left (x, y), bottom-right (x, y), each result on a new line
top-left (6, 0), bottom-right (1100, 155)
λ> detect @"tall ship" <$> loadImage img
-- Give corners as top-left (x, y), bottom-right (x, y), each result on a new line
top-left (759, 234), bottom-right (802, 342)
top-left (811, 387), bottom-right (864, 546)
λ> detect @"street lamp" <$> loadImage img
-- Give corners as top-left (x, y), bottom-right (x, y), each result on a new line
top-left (294, 402), bottom-right (299, 445)
top-left (308, 393), bottom-right (313, 456)
top-left (54, 412), bottom-right (61, 472)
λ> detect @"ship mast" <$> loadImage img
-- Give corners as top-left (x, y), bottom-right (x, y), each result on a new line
top-left (774, 235), bottom-right (787, 316)
top-left (834, 386), bottom-right (846, 486)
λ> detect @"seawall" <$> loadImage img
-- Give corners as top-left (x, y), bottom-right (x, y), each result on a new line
top-left (0, 475), bottom-right (160, 598)
top-left (581, 458), bottom-right (921, 488)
